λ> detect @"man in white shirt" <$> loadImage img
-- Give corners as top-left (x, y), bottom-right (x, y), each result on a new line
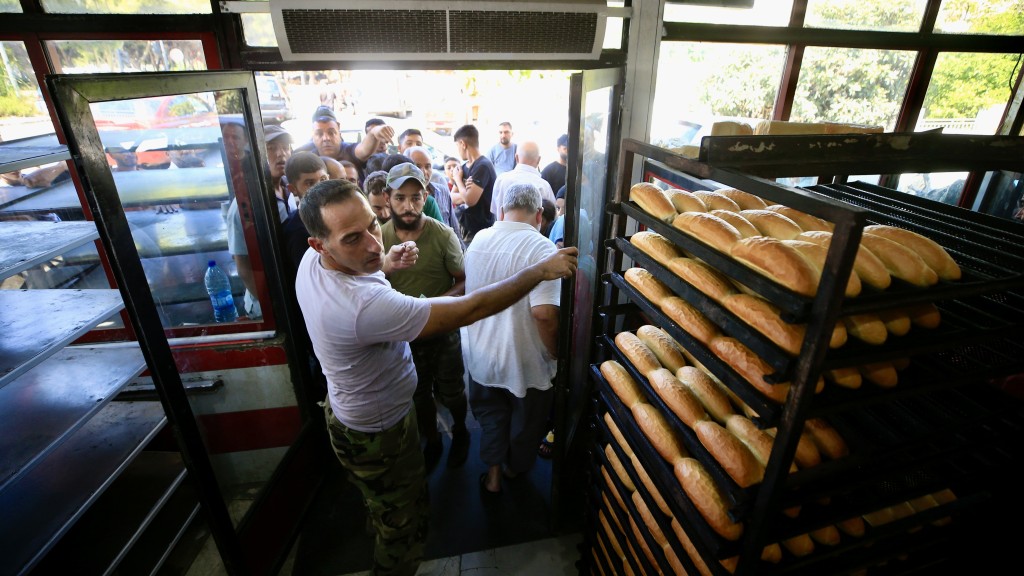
top-left (463, 183), bottom-right (561, 496)
top-left (489, 140), bottom-right (555, 222)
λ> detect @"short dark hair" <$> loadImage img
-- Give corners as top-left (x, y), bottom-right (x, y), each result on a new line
top-left (557, 133), bottom-right (569, 148)
top-left (382, 153), bottom-right (414, 175)
top-left (444, 156), bottom-right (458, 164)
top-left (399, 128), bottom-right (422, 142)
top-left (363, 170), bottom-right (388, 197)
top-left (365, 118), bottom-right (385, 133)
top-left (299, 179), bottom-right (363, 239)
top-left (365, 152), bottom-right (388, 175)
top-left (285, 151), bottom-right (326, 185)
top-left (453, 124), bottom-right (479, 148)
top-left (499, 121), bottom-right (512, 129)
top-left (339, 159), bottom-right (356, 169)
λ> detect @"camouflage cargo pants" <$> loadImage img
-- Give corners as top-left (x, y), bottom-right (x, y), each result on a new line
top-left (324, 401), bottom-right (429, 576)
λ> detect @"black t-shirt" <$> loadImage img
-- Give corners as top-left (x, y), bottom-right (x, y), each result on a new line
top-left (460, 155), bottom-right (497, 239)
top-left (541, 161), bottom-right (567, 196)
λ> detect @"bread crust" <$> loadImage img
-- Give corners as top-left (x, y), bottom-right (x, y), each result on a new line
top-left (715, 187), bottom-right (769, 210)
top-left (672, 211), bottom-right (743, 255)
top-left (721, 293), bottom-right (804, 356)
top-left (605, 444), bottom-right (636, 492)
top-left (666, 188), bottom-right (709, 213)
top-left (842, 313), bottom-right (888, 345)
top-left (783, 239), bottom-right (862, 297)
top-left (764, 204), bottom-right (834, 232)
top-left (667, 257), bottom-right (738, 302)
top-left (692, 189), bottom-right (742, 212)
top-left (629, 452), bottom-right (671, 516)
top-left (878, 308), bottom-right (911, 336)
top-left (604, 412), bottom-right (634, 458)
top-left (797, 230), bottom-right (892, 290)
top-left (673, 458), bottom-right (744, 541)
top-left (630, 230), bottom-right (682, 267)
top-left (661, 296), bottom-right (721, 345)
top-left (649, 368), bottom-right (709, 427)
top-left (631, 182), bottom-right (677, 223)
top-left (709, 336), bottom-right (790, 403)
top-left (864, 224), bottom-right (960, 280)
top-left (711, 209), bottom-right (761, 238)
top-left (632, 402), bottom-right (686, 464)
top-left (676, 365), bottom-right (736, 423)
top-left (740, 209), bottom-right (804, 240)
top-left (693, 419), bottom-right (765, 487)
top-left (804, 417), bottom-right (849, 459)
top-left (730, 236), bottom-right (819, 297)
top-left (601, 360), bottom-right (646, 408)
top-left (860, 361), bottom-right (898, 388)
top-left (624, 267), bottom-right (674, 307)
top-left (614, 331), bottom-right (663, 376)
top-left (906, 302), bottom-right (941, 328)
top-left (860, 233), bottom-right (939, 286)
top-left (637, 325), bottom-right (688, 373)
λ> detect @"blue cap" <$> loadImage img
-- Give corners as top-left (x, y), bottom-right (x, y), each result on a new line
top-left (312, 105), bottom-right (337, 124)
top-left (208, 260), bottom-right (216, 267)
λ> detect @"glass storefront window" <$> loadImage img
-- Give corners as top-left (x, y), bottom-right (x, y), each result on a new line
top-left (935, 0), bottom-right (1024, 35)
top-left (664, 0), bottom-right (793, 26)
top-left (46, 40), bottom-right (208, 74)
top-left (0, 0), bottom-right (21, 13)
top-left (242, 13), bottom-right (278, 48)
top-left (804, 0), bottom-right (928, 32)
top-left (0, 41), bottom-right (51, 141)
top-left (917, 51), bottom-right (1015, 134)
top-left (790, 46), bottom-right (915, 131)
top-left (41, 0), bottom-right (210, 14)
top-left (896, 171), bottom-right (969, 205)
top-left (651, 41), bottom-right (786, 150)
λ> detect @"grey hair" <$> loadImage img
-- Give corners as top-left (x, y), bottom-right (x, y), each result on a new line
top-left (502, 183), bottom-right (542, 214)
top-left (403, 145), bottom-right (431, 160)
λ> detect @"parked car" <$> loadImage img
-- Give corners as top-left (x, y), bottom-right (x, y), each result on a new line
top-left (256, 74), bottom-right (293, 126)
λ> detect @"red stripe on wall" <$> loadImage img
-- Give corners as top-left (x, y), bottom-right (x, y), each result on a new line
top-left (197, 406), bottom-right (302, 454)
top-left (162, 343), bottom-right (290, 373)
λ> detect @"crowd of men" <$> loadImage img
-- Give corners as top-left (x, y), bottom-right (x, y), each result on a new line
top-left (224, 108), bottom-right (577, 576)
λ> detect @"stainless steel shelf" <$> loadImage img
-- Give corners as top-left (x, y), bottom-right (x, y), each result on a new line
top-left (0, 221), bottom-right (99, 281)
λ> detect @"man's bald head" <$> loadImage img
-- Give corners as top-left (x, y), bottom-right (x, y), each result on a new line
top-left (517, 141), bottom-right (541, 167)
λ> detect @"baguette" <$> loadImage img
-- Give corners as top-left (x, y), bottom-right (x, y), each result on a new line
top-left (711, 209), bottom-right (761, 238)
top-left (724, 415), bottom-right (798, 473)
top-left (860, 232), bottom-right (939, 286)
top-left (672, 211), bottom-right (743, 255)
top-left (710, 121), bottom-right (754, 137)
top-left (721, 293), bottom-right (804, 356)
top-left (631, 492), bottom-right (667, 547)
top-left (600, 360), bottom-right (646, 408)
top-left (837, 516), bottom-right (866, 537)
top-left (669, 519), bottom-right (715, 576)
top-left (637, 325), bottom-right (688, 373)
top-left (661, 296), bottom-right (721, 345)
top-left (783, 239), bottom-right (862, 297)
top-left (730, 236), bottom-right (819, 297)
top-left (764, 204), bottom-right (833, 232)
top-left (601, 467), bottom-right (627, 517)
top-left (630, 230), bottom-right (682, 267)
top-left (863, 506), bottom-right (896, 527)
top-left (632, 402), bottom-right (686, 464)
top-left (598, 509), bottom-right (625, 558)
top-left (667, 257), bottom-right (738, 302)
top-left (629, 452), bottom-right (671, 516)
top-left (605, 444), bottom-right (635, 492)
top-left (864, 224), bottom-right (960, 281)
top-left (630, 182), bottom-right (677, 223)
top-left (907, 302), bottom-right (941, 329)
top-left (878, 308), bottom-right (912, 336)
top-left (860, 361), bottom-right (898, 388)
top-left (831, 320), bottom-right (848, 349)
top-left (797, 230), bottom-right (892, 290)
top-left (740, 209), bottom-right (804, 240)
top-left (624, 267), bottom-right (674, 307)
top-left (825, 366), bottom-right (862, 389)
top-left (676, 365), bottom-right (736, 423)
top-left (666, 188), bottom-right (709, 213)
top-left (765, 426), bottom-right (822, 468)
top-left (614, 331), bottom-right (662, 377)
top-left (692, 189), bottom-right (742, 212)
top-left (842, 313), bottom-right (888, 345)
top-left (673, 458), bottom-right (744, 541)
top-left (693, 419), bottom-right (765, 487)
top-left (627, 515), bottom-right (659, 569)
top-left (604, 412), bottom-right (633, 458)
top-left (648, 368), bottom-right (709, 427)
top-left (810, 524), bottom-right (841, 546)
top-left (804, 417), bottom-right (849, 459)
top-left (715, 187), bottom-right (769, 210)
top-left (781, 533), bottom-right (815, 557)
top-left (709, 336), bottom-right (791, 403)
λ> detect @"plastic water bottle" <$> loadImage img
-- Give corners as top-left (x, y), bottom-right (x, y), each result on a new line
top-left (205, 260), bottom-right (238, 322)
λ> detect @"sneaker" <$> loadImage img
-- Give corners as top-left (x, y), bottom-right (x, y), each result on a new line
top-left (447, 429), bottom-right (470, 469)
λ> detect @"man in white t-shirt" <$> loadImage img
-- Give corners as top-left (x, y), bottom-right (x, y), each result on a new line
top-left (462, 183), bottom-right (562, 496)
top-left (294, 179), bottom-right (577, 576)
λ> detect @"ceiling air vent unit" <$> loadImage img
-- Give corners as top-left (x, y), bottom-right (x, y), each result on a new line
top-left (269, 0), bottom-right (608, 61)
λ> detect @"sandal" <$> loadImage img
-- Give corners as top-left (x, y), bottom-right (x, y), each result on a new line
top-left (537, 431), bottom-right (555, 459)
top-left (479, 473), bottom-right (502, 497)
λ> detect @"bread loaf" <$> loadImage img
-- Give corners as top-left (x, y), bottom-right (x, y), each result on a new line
top-left (669, 519), bottom-right (715, 576)
top-left (724, 415), bottom-right (796, 472)
top-left (673, 458), bottom-right (744, 541)
top-left (860, 361), bottom-right (898, 388)
top-left (730, 236), bottom-right (819, 297)
top-left (781, 533), bottom-right (815, 557)
top-left (648, 368), bottom-right (709, 427)
top-left (783, 239), bottom-right (862, 297)
top-left (796, 230), bottom-right (892, 290)
top-left (842, 313), bottom-right (888, 345)
top-left (711, 209), bottom-right (761, 238)
top-left (631, 492), bottom-right (666, 547)
top-left (804, 417), bottom-right (849, 459)
top-left (624, 267), bottom-right (674, 307)
top-left (906, 302), bottom-right (941, 328)
top-left (878, 308), bottom-right (911, 336)
top-left (831, 321), bottom-right (848, 349)
top-left (860, 233), bottom-right (939, 286)
top-left (837, 516), bottom-right (866, 537)
top-left (630, 182), bottom-right (677, 223)
top-left (676, 365), bottom-right (736, 423)
top-left (637, 325), bottom-right (688, 373)
top-left (764, 204), bottom-right (833, 232)
top-left (754, 120), bottom-right (827, 135)
top-left (721, 293), bottom-right (804, 356)
top-left (864, 224), bottom-right (960, 281)
top-left (604, 412), bottom-right (633, 458)
top-left (692, 189), bottom-right (742, 212)
top-left (672, 211), bottom-right (743, 255)
top-left (810, 524), bottom-right (841, 546)
top-left (661, 296), bottom-right (721, 345)
top-left (630, 230), bottom-right (682, 267)
top-left (709, 336), bottom-right (790, 403)
top-left (632, 403), bottom-right (686, 464)
top-left (605, 444), bottom-right (636, 492)
top-left (600, 360), bottom-right (646, 408)
top-left (598, 509), bottom-right (626, 558)
top-left (627, 515), bottom-right (659, 569)
top-left (711, 121), bottom-right (754, 136)
top-left (693, 419), bottom-right (765, 487)
top-left (740, 209), bottom-right (804, 240)
top-left (614, 331), bottom-right (662, 377)
top-left (601, 467), bottom-right (627, 516)
top-left (666, 188), bottom-right (709, 213)
top-left (825, 367), bottom-right (862, 389)
top-left (716, 187), bottom-right (769, 210)
top-left (667, 257), bottom-right (738, 302)
top-left (765, 426), bottom-right (821, 468)
top-left (629, 452), bottom-right (671, 516)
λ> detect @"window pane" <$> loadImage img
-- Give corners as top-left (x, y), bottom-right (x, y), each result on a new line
top-left (0, 0), bottom-right (22, 13)
top-left (0, 41), bottom-right (51, 141)
top-left (242, 13), bottom-right (278, 47)
top-left (790, 46), bottom-right (915, 131)
top-left (46, 40), bottom-right (208, 74)
top-left (804, 0), bottom-right (928, 32)
top-left (665, 0), bottom-right (793, 26)
top-left (935, 0), bottom-right (1024, 35)
top-left (896, 171), bottom-right (968, 205)
top-left (917, 52), bottom-right (1015, 134)
top-left (41, 0), bottom-right (210, 14)
top-left (651, 42), bottom-right (786, 149)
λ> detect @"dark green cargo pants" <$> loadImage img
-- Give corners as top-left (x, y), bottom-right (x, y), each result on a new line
top-left (324, 401), bottom-right (429, 576)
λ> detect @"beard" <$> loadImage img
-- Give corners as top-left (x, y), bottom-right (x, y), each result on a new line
top-left (559, 152), bottom-right (568, 162)
top-left (392, 211), bottom-right (422, 230)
